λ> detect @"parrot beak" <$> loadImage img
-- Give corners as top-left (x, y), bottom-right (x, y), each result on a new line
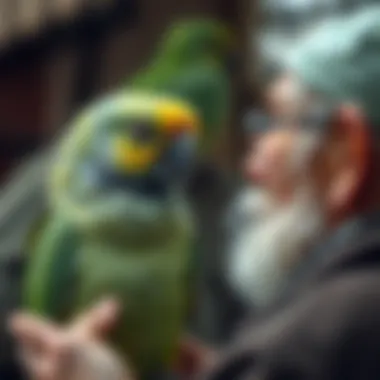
top-left (166, 131), bottom-right (197, 182)
top-left (155, 101), bottom-right (199, 186)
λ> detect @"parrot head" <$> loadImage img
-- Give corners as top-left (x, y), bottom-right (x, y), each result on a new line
top-left (107, 94), bottom-right (199, 197)
top-left (157, 18), bottom-right (236, 67)
top-left (64, 92), bottom-right (200, 201)
top-left (51, 92), bottom-right (199, 238)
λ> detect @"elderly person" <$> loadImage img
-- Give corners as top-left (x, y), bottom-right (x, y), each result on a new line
top-left (11, 6), bottom-right (380, 380)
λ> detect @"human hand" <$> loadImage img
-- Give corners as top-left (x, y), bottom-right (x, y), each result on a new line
top-left (177, 335), bottom-right (217, 377)
top-left (9, 299), bottom-right (135, 380)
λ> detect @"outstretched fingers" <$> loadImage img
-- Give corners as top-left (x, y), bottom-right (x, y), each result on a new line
top-left (69, 298), bottom-right (121, 341)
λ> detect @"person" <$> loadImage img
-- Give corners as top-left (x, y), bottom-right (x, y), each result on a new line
top-left (11, 5), bottom-right (380, 380)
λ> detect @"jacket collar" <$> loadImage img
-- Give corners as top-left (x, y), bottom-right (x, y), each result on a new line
top-left (265, 210), bottom-right (380, 314)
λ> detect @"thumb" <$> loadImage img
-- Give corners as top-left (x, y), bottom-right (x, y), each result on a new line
top-left (70, 298), bottom-right (121, 340)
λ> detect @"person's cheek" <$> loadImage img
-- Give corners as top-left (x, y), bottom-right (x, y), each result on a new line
top-left (243, 144), bottom-right (267, 184)
top-left (243, 135), bottom-right (286, 185)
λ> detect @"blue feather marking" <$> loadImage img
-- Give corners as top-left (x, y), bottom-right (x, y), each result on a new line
top-left (80, 159), bottom-right (170, 199)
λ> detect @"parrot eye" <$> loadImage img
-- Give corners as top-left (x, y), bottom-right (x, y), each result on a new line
top-left (130, 123), bottom-right (157, 143)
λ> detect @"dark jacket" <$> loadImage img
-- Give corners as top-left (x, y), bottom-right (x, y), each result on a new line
top-left (203, 213), bottom-right (380, 380)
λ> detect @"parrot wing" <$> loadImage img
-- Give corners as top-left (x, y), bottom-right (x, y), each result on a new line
top-left (24, 215), bottom-right (80, 322)
top-left (24, 212), bottom-right (50, 258)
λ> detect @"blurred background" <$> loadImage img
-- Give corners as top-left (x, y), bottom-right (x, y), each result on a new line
top-left (0, 0), bottom-right (248, 183)
top-left (0, 0), bottom-right (376, 362)
top-left (0, 0), bottom-right (376, 180)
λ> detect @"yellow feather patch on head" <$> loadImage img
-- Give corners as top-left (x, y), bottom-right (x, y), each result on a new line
top-left (110, 93), bottom-right (200, 174)
top-left (109, 93), bottom-right (200, 136)
top-left (156, 99), bottom-right (200, 136)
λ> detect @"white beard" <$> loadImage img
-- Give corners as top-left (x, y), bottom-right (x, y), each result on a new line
top-left (227, 131), bottom-right (325, 310)
top-left (227, 187), bottom-right (324, 310)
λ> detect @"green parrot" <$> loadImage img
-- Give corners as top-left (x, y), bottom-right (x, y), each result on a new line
top-left (23, 93), bottom-right (200, 378)
top-left (129, 18), bottom-right (234, 155)
top-left (23, 18), bottom-right (234, 378)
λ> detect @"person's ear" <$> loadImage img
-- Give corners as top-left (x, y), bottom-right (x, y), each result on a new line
top-left (326, 104), bottom-right (371, 212)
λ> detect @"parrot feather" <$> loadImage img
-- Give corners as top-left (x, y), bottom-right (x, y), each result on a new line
top-left (24, 216), bottom-right (79, 320)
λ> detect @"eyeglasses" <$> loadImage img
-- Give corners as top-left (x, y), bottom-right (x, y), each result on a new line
top-left (243, 102), bottom-right (335, 136)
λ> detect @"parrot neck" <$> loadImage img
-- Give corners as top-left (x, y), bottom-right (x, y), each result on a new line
top-left (55, 188), bottom-right (191, 246)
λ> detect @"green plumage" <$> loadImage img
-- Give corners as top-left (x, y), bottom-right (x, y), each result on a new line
top-left (23, 93), bottom-right (197, 377)
top-left (25, 205), bottom-right (193, 374)
top-left (25, 204), bottom-right (192, 373)
top-left (23, 19), bottom-right (233, 377)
